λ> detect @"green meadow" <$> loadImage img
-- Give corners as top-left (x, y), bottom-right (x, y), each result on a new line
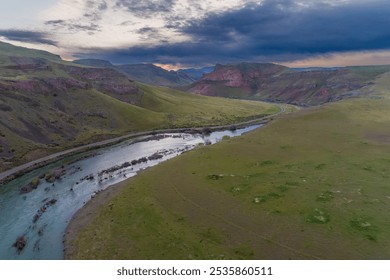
top-left (66, 74), bottom-right (390, 259)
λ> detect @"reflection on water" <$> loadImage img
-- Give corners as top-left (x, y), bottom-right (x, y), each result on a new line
top-left (0, 125), bottom-right (261, 259)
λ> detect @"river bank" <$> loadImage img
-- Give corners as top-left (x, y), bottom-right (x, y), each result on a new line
top-left (0, 113), bottom-right (278, 186)
top-left (0, 124), bottom-right (264, 259)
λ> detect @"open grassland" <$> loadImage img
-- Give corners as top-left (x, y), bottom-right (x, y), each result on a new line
top-left (66, 74), bottom-right (390, 260)
top-left (138, 84), bottom-right (279, 127)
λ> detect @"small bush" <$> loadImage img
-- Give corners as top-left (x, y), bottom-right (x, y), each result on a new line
top-left (207, 174), bottom-right (223, 180)
top-left (350, 218), bottom-right (373, 231)
top-left (315, 163), bottom-right (327, 170)
top-left (316, 191), bottom-right (334, 202)
top-left (276, 185), bottom-right (290, 192)
top-left (253, 192), bottom-right (282, 204)
top-left (260, 160), bottom-right (276, 166)
top-left (306, 208), bottom-right (330, 224)
top-left (253, 196), bottom-right (268, 203)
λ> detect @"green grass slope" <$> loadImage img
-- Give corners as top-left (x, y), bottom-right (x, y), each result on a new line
top-left (138, 84), bottom-right (278, 127)
top-left (0, 41), bottom-right (61, 62)
top-left (66, 73), bottom-right (390, 259)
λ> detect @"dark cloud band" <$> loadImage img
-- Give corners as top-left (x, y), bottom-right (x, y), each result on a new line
top-left (0, 30), bottom-right (57, 46)
top-left (76, 0), bottom-right (390, 65)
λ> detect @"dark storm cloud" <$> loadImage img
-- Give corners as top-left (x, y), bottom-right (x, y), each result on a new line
top-left (75, 42), bottom-right (254, 66)
top-left (78, 0), bottom-right (390, 65)
top-left (181, 0), bottom-right (390, 54)
top-left (115, 0), bottom-right (176, 17)
top-left (0, 29), bottom-right (57, 46)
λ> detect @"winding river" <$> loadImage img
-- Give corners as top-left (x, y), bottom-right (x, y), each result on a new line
top-left (0, 125), bottom-right (261, 260)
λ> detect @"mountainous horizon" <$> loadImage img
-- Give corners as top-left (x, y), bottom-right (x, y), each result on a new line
top-left (4, 39), bottom-right (390, 106)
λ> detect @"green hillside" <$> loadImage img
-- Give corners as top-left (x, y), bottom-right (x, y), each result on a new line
top-left (138, 84), bottom-right (278, 127)
top-left (0, 41), bottom-right (279, 172)
top-left (65, 73), bottom-right (390, 259)
top-left (0, 41), bottom-right (61, 62)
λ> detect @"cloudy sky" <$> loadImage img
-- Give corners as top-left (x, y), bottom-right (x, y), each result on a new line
top-left (1, 0), bottom-right (390, 68)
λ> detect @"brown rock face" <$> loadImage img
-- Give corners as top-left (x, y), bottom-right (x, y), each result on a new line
top-left (189, 62), bottom-right (389, 106)
top-left (198, 63), bottom-right (288, 92)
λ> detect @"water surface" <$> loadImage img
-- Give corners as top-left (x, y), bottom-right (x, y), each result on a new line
top-left (0, 125), bottom-right (261, 259)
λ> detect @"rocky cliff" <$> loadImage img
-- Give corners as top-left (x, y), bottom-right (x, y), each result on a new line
top-left (188, 62), bottom-right (390, 105)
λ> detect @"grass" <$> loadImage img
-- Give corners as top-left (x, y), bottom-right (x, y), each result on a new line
top-left (0, 75), bottom-right (280, 172)
top-left (66, 73), bottom-right (390, 259)
top-left (0, 41), bottom-right (61, 62)
top-left (138, 83), bottom-right (279, 127)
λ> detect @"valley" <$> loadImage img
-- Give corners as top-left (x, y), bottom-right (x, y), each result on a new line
top-left (0, 42), bottom-right (278, 173)
top-left (0, 41), bottom-right (389, 260)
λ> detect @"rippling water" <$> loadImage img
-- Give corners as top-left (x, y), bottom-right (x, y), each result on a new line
top-left (0, 125), bottom-right (261, 259)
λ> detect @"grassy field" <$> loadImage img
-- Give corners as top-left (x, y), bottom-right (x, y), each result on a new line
top-left (66, 73), bottom-right (390, 260)
top-left (138, 84), bottom-right (278, 127)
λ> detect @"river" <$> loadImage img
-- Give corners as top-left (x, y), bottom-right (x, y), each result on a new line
top-left (0, 125), bottom-right (261, 259)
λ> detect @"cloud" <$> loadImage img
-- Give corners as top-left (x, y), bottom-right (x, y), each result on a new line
top-left (44, 0), bottom-right (107, 34)
top-left (114, 0), bottom-right (177, 17)
top-left (4, 0), bottom-right (389, 67)
top-left (0, 29), bottom-right (57, 46)
top-left (71, 0), bottom-right (390, 66)
top-left (45, 20), bottom-right (101, 33)
top-left (180, 0), bottom-right (390, 54)
top-left (84, 0), bottom-right (108, 21)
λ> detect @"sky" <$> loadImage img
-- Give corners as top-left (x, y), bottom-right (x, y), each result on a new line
top-left (1, 0), bottom-right (390, 69)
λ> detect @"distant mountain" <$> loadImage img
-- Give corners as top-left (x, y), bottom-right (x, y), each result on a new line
top-left (73, 60), bottom-right (196, 87)
top-left (188, 62), bottom-right (390, 106)
top-left (73, 59), bottom-right (114, 68)
top-left (116, 64), bottom-right (195, 87)
top-left (177, 66), bottom-right (214, 80)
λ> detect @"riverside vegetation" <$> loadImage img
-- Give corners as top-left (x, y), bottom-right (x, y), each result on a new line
top-left (65, 73), bottom-right (390, 259)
